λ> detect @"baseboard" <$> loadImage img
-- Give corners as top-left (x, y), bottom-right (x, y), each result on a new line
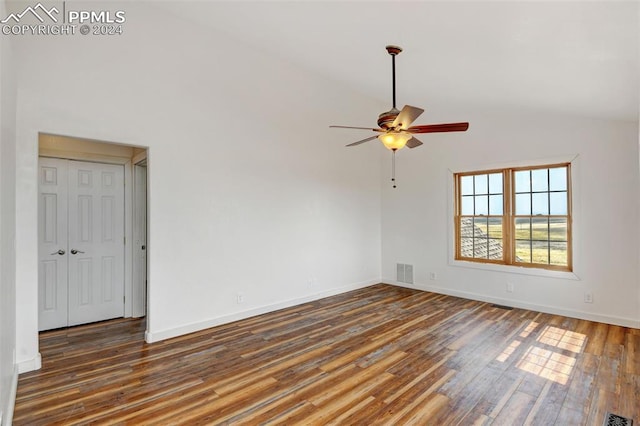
top-left (145, 279), bottom-right (379, 343)
top-left (388, 281), bottom-right (640, 329)
top-left (17, 352), bottom-right (41, 374)
top-left (3, 365), bottom-right (18, 426)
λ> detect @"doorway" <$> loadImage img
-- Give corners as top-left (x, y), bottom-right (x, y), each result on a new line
top-left (37, 133), bottom-right (148, 331)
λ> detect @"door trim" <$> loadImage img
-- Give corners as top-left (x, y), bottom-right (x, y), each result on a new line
top-left (132, 161), bottom-right (147, 317)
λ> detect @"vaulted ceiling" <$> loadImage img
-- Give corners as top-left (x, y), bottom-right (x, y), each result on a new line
top-left (157, 1), bottom-right (638, 122)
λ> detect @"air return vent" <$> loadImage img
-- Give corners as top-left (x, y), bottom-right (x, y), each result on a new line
top-left (603, 413), bottom-right (633, 426)
top-left (396, 263), bottom-right (414, 284)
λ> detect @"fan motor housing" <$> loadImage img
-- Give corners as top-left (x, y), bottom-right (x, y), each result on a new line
top-left (378, 108), bottom-right (400, 129)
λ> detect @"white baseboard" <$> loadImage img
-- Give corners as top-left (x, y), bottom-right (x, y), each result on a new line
top-left (17, 352), bottom-right (41, 374)
top-left (145, 279), bottom-right (379, 343)
top-left (3, 365), bottom-right (18, 426)
top-left (388, 280), bottom-right (640, 329)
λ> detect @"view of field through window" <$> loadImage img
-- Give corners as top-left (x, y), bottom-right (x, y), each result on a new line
top-left (457, 165), bottom-right (570, 269)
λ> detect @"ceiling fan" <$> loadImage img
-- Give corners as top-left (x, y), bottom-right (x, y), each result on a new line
top-left (330, 45), bottom-right (469, 187)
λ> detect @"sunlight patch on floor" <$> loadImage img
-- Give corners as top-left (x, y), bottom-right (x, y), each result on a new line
top-left (516, 345), bottom-right (577, 385)
top-left (536, 326), bottom-right (586, 354)
top-left (496, 340), bottom-right (521, 363)
top-left (496, 323), bottom-right (587, 385)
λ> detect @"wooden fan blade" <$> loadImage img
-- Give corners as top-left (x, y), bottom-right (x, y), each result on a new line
top-left (406, 136), bottom-right (423, 149)
top-left (346, 135), bottom-right (378, 147)
top-left (391, 105), bottom-right (424, 130)
top-left (330, 125), bottom-right (382, 132)
top-left (408, 122), bottom-right (469, 133)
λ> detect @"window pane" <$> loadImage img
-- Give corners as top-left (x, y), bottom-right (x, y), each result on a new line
top-left (489, 195), bottom-right (503, 215)
top-left (549, 167), bottom-right (567, 191)
top-left (531, 240), bottom-right (549, 264)
top-left (515, 193), bottom-right (531, 215)
top-left (489, 173), bottom-right (503, 194)
top-left (460, 238), bottom-right (474, 258)
top-left (532, 193), bottom-right (549, 215)
top-left (549, 218), bottom-right (567, 241)
top-left (460, 217), bottom-right (474, 238)
top-left (474, 174), bottom-right (488, 195)
top-left (515, 218), bottom-right (531, 240)
top-left (474, 217), bottom-right (488, 237)
top-left (550, 242), bottom-right (568, 265)
top-left (475, 195), bottom-right (488, 215)
top-left (461, 196), bottom-right (474, 215)
top-left (532, 217), bottom-right (549, 241)
top-left (515, 170), bottom-right (530, 193)
top-left (461, 175), bottom-right (474, 195)
top-left (488, 238), bottom-right (504, 260)
top-left (531, 169), bottom-right (548, 192)
top-left (474, 238), bottom-right (488, 258)
top-left (488, 217), bottom-right (502, 239)
top-left (550, 192), bottom-right (568, 215)
top-left (515, 240), bottom-right (531, 263)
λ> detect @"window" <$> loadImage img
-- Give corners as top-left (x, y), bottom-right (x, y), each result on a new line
top-left (455, 164), bottom-right (571, 271)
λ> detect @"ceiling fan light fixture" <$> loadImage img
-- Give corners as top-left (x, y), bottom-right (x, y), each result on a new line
top-left (378, 132), bottom-right (411, 150)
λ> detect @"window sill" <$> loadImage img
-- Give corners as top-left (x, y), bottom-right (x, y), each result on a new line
top-left (450, 259), bottom-right (581, 281)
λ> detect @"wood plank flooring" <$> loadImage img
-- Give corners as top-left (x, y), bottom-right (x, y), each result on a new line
top-left (14, 284), bottom-right (640, 425)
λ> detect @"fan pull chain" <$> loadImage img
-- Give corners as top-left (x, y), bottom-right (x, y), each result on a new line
top-left (391, 149), bottom-right (397, 188)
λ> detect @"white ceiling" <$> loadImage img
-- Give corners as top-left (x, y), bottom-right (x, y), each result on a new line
top-left (154, 2), bottom-right (636, 122)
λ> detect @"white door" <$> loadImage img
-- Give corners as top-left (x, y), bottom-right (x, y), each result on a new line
top-left (38, 158), bottom-right (125, 331)
top-left (38, 159), bottom-right (69, 330)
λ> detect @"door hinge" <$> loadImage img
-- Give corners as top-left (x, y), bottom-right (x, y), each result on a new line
top-left (124, 236), bottom-right (126, 245)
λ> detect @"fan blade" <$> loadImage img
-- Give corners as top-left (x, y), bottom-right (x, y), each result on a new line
top-left (408, 122), bottom-right (469, 133)
top-left (346, 135), bottom-right (378, 147)
top-left (406, 137), bottom-right (423, 149)
top-left (391, 105), bottom-right (424, 130)
top-left (330, 125), bottom-right (382, 132)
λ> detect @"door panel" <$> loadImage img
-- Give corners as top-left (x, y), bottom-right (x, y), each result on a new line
top-left (68, 161), bottom-right (125, 326)
top-left (38, 158), bottom-right (125, 331)
top-left (38, 158), bottom-right (69, 330)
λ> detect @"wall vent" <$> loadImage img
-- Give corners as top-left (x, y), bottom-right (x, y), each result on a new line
top-left (396, 263), bottom-right (414, 284)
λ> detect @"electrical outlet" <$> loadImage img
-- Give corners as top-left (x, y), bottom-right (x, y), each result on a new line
top-left (584, 292), bottom-right (593, 303)
top-left (236, 293), bottom-right (244, 304)
top-left (506, 282), bottom-right (514, 293)
top-left (429, 272), bottom-right (437, 280)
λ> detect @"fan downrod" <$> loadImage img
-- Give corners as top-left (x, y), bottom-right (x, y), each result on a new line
top-left (378, 45), bottom-right (403, 128)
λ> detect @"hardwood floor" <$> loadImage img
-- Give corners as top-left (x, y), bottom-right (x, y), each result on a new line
top-left (14, 284), bottom-right (640, 425)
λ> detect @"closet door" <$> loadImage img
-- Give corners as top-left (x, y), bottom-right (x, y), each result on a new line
top-left (38, 158), bottom-right (69, 331)
top-left (67, 160), bottom-right (125, 326)
top-left (38, 158), bottom-right (125, 330)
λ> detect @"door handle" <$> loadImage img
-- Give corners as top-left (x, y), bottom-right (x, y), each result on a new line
top-left (50, 249), bottom-right (65, 255)
top-left (70, 249), bottom-right (85, 255)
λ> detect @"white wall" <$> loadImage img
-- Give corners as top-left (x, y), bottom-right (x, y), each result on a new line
top-left (14, 3), bottom-right (382, 367)
top-left (0, 0), bottom-right (18, 421)
top-left (382, 107), bottom-right (640, 327)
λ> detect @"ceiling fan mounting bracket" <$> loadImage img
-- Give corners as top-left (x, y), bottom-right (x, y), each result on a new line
top-left (385, 45), bottom-right (403, 56)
